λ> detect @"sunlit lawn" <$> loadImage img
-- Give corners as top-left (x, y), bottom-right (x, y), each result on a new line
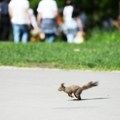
top-left (0, 29), bottom-right (120, 70)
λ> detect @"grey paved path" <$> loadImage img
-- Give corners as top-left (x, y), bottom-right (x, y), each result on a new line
top-left (0, 67), bottom-right (120, 120)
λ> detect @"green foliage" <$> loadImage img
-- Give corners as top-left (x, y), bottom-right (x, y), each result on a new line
top-left (29, 0), bottom-right (66, 9)
top-left (56, 0), bottom-right (66, 8)
top-left (29, 0), bottom-right (119, 17)
top-left (29, 0), bottom-right (40, 9)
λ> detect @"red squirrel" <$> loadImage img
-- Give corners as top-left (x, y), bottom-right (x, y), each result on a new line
top-left (58, 81), bottom-right (98, 100)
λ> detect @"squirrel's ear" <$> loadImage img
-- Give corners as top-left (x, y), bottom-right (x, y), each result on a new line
top-left (61, 83), bottom-right (64, 87)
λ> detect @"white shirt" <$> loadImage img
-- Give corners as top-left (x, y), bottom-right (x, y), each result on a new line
top-left (9, 0), bottom-right (30, 24)
top-left (63, 5), bottom-right (73, 21)
top-left (37, 0), bottom-right (58, 19)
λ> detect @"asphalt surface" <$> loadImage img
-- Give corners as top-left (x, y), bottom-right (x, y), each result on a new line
top-left (0, 67), bottom-right (120, 120)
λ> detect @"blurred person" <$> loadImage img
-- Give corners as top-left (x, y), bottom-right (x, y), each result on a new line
top-left (0, 1), bottom-right (2, 40)
top-left (56, 9), bottom-right (66, 40)
top-left (0, 0), bottom-right (10, 40)
top-left (63, 0), bottom-right (73, 22)
top-left (28, 8), bottom-right (38, 30)
top-left (102, 10), bottom-right (113, 31)
top-left (8, 0), bottom-right (30, 43)
top-left (62, 0), bottom-right (74, 43)
top-left (37, 0), bottom-right (58, 43)
top-left (102, 16), bottom-right (113, 30)
top-left (62, 0), bottom-right (83, 43)
top-left (28, 8), bottom-right (41, 42)
top-left (113, 15), bottom-right (120, 29)
top-left (56, 9), bottom-right (63, 33)
top-left (56, 9), bottom-right (63, 27)
top-left (28, 8), bottom-right (45, 42)
top-left (80, 10), bottom-right (87, 31)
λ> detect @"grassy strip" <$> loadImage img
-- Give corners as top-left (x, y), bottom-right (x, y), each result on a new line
top-left (0, 30), bottom-right (120, 70)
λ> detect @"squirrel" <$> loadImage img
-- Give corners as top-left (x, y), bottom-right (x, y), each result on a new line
top-left (58, 81), bottom-right (98, 100)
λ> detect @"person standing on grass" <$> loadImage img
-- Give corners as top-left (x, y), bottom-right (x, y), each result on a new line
top-left (0, 0), bottom-right (10, 41)
top-left (62, 0), bottom-right (75, 43)
top-left (62, 0), bottom-right (83, 43)
top-left (37, 0), bottom-right (58, 43)
top-left (8, 0), bottom-right (30, 43)
top-left (0, 1), bottom-right (2, 40)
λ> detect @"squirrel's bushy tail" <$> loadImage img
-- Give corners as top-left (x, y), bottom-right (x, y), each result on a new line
top-left (82, 81), bottom-right (98, 90)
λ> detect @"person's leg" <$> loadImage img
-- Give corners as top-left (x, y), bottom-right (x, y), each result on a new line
top-left (21, 25), bottom-right (29, 43)
top-left (12, 24), bottom-right (20, 43)
top-left (1, 16), bottom-right (10, 40)
top-left (66, 34), bottom-right (74, 43)
top-left (45, 34), bottom-right (55, 43)
top-left (41, 19), bottom-right (57, 43)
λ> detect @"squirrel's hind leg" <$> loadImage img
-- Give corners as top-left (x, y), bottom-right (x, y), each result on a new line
top-left (74, 93), bottom-right (81, 100)
top-left (74, 89), bottom-right (82, 100)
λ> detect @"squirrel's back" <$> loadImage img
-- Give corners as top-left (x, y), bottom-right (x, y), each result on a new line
top-left (65, 85), bottom-right (82, 93)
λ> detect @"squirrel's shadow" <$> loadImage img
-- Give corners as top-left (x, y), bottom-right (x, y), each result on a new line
top-left (69, 97), bottom-right (109, 101)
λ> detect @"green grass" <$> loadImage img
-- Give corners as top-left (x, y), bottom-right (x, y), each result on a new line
top-left (0, 29), bottom-right (120, 70)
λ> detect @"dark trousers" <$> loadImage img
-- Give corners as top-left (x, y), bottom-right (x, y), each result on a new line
top-left (0, 15), bottom-right (10, 40)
